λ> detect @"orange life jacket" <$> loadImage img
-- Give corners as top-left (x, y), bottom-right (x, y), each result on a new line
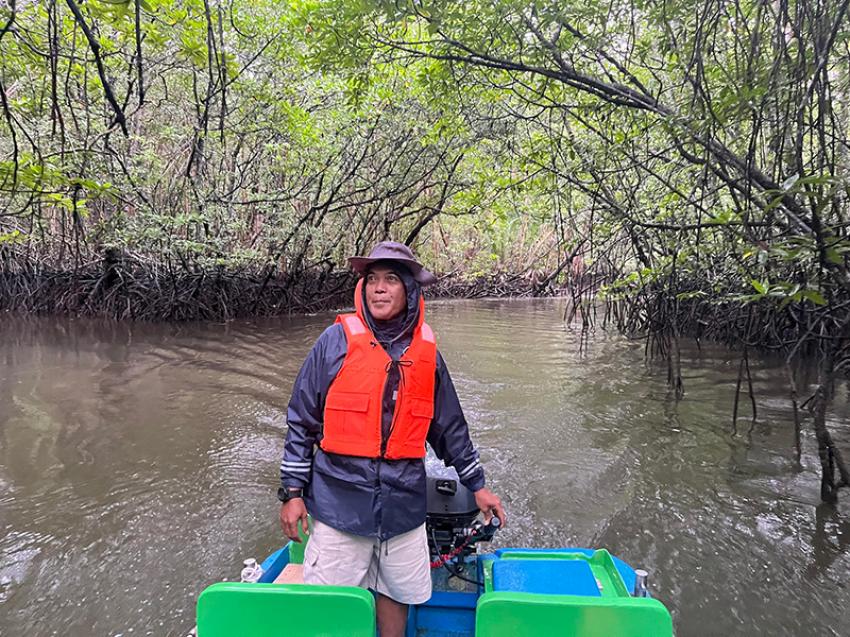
top-left (321, 280), bottom-right (437, 459)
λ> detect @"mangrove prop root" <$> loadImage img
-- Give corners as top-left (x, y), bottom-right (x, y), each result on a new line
top-left (601, 279), bottom-right (850, 503)
top-left (0, 262), bottom-right (564, 321)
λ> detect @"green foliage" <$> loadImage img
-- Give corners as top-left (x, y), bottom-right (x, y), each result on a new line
top-left (1, 0), bottom-right (849, 345)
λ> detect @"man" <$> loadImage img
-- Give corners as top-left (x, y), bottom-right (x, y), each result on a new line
top-left (278, 241), bottom-right (505, 637)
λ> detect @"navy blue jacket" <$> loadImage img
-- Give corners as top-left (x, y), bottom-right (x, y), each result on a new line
top-left (280, 291), bottom-right (485, 541)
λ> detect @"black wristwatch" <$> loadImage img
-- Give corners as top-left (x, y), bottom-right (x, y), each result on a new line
top-left (278, 487), bottom-right (304, 503)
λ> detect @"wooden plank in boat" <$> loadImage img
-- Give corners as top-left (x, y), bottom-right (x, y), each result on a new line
top-left (273, 563), bottom-right (304, 584)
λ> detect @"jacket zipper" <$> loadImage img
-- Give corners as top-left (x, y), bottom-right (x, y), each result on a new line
top-left (380, 366), bottom-right (403, 457)
top-left (381, 345), bottom-right (409, 458)
top-left (377, 344), bottom-right (408, 540)
top-left (377, 362), bottom-right (402, 542)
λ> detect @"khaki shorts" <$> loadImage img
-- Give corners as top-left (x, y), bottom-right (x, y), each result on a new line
top-left (303, 519), bottom-right (432, 605)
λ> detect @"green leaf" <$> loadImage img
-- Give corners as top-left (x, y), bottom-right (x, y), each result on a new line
top-left (826, 248), bottom-right (844, 265)
top-left (750, 279), bottom-right (767, 295)
top-left (802, 289), bottom-right (827, 306)
top-left (0, 230), bottom-right (26, 244)
top-left (676, 290), bottom-right (708, 301)
top-left (781, 174), bottom-right (799, 190)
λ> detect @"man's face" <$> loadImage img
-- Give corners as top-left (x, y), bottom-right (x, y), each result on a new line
top-left (365, 265), bottom-right (407, 321)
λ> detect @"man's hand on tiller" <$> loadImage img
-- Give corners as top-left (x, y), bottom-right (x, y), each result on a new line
top-left (474, 488), bottom-right (506, 526)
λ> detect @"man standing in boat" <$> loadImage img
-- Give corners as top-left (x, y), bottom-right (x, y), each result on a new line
top-left (278, 241), bottom-right (506, 637)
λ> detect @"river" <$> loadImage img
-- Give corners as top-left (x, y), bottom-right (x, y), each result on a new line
top-left (1, 299), bottom-right (848, 636)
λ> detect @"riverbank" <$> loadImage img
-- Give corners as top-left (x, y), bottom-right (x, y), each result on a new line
top-left (0, 262), bottom-right (570, 321)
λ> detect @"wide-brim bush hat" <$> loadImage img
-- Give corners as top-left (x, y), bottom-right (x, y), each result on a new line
top-left (348, 241), bottom-right (438, 286)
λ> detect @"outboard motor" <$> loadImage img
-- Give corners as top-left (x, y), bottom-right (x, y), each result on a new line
top-left (425, 454), bottom-right (499, 563)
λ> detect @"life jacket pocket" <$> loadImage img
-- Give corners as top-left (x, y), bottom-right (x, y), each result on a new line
top-left (403, 397), bottom-right (434, 450)
top-left (324, 391), bottom-right (371, 438)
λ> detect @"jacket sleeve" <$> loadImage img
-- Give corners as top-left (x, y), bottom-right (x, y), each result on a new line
top-left (280, 324), bottom-right (346, 492)
top-left (427, 351), bottom-right (486, 492)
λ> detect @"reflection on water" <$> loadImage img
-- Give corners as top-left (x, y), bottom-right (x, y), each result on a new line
top-left (1, 301), bottom-right (848, 636)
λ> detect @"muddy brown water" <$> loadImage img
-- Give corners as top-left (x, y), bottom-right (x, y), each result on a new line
top-left (1, 299), bottom-right (849, 636)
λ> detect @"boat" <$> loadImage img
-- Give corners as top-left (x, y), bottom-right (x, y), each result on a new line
top-left (193, 465), bottom-right (673, 636)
